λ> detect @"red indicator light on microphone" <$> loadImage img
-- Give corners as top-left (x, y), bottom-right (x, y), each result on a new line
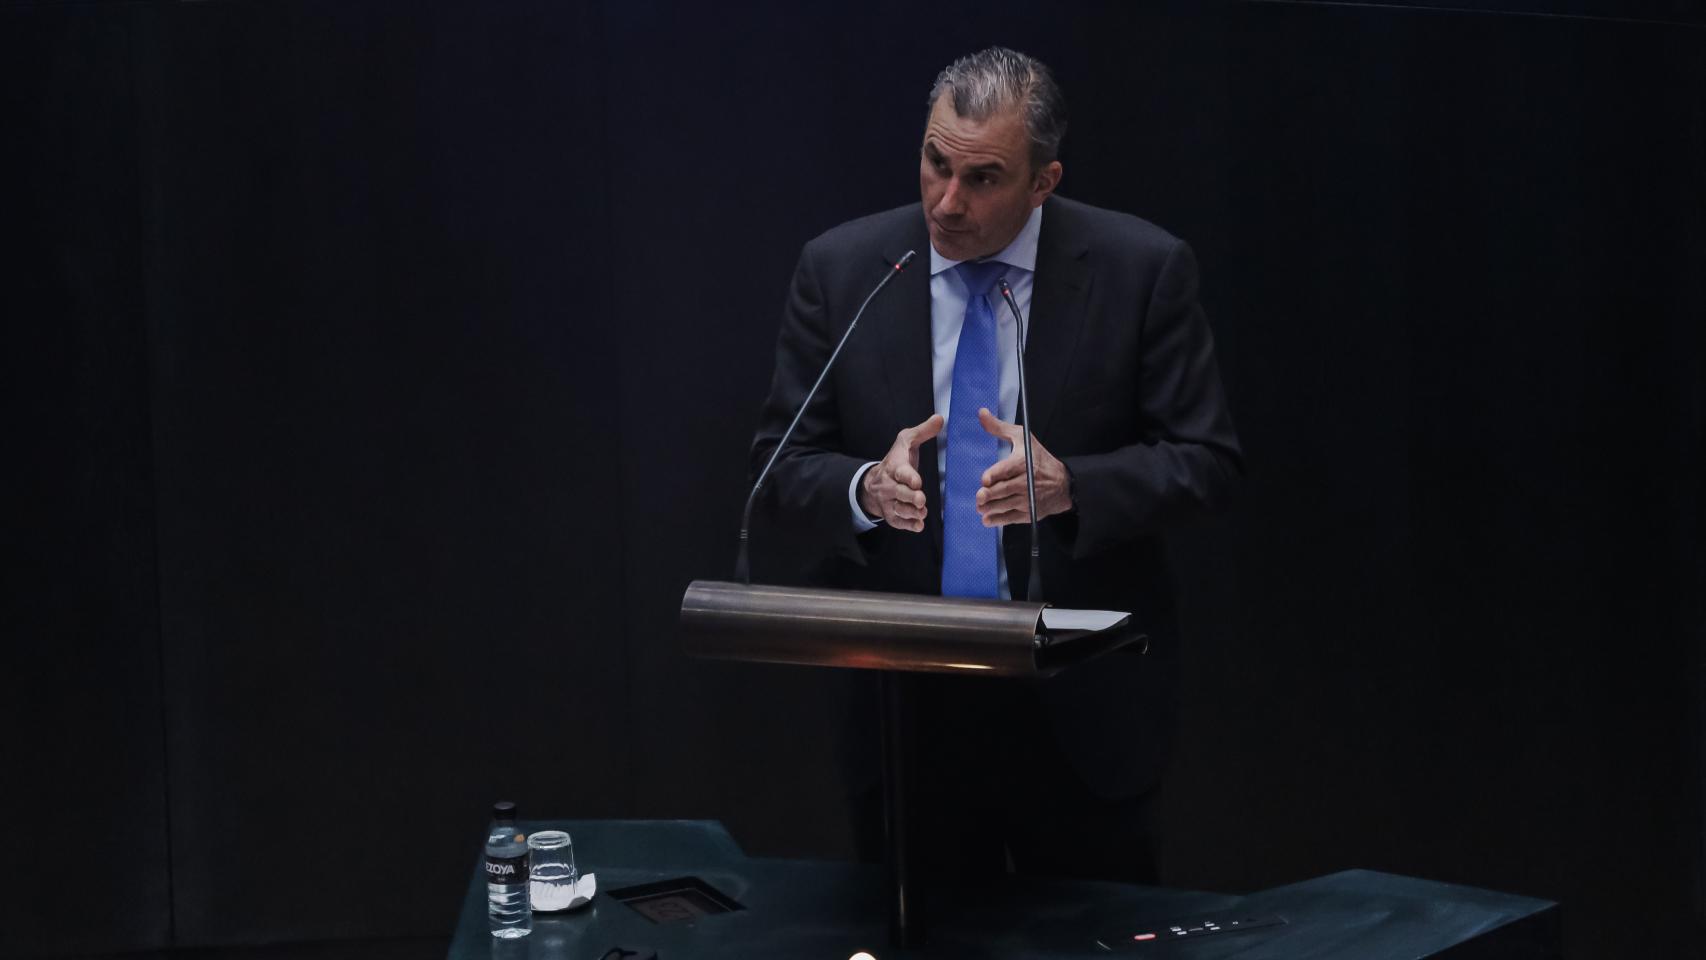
top-left (1133, 933), bottom-right (1156, 941)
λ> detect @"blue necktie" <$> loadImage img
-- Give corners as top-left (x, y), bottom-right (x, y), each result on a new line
top-left (941, 260), bottom-right (1008, 598)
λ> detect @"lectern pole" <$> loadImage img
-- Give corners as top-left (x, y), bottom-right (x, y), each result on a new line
top-left (879, 670), bottom-right (919, 946)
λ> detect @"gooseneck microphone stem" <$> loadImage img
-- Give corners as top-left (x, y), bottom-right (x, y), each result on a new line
top-left (998, 278), bottom-right (1044, 604)
top-left (736, 250), bottom-right (918, 584)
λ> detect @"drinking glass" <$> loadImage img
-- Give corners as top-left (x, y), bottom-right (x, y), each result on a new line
top-left (527, 830), bottom-right (579, 912)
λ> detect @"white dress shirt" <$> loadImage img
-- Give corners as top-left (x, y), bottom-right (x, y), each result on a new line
top-left (848, 204), bottom-right (1043, 599)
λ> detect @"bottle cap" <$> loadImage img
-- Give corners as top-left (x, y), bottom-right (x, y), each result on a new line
top-left (492, 801), bottom-right (517, 821)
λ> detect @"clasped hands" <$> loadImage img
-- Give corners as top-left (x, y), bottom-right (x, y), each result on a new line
top-left (858, 410), bottom-right (1071, 532)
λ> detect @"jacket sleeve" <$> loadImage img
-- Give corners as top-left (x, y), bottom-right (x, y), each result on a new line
top-left (1057, 239), bottom-right (1243, 559)
top-left (749, 241), bottom-right (873, 566)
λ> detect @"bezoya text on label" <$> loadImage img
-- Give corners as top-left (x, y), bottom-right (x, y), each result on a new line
top-left (486, 853), bottom-right (528, 882)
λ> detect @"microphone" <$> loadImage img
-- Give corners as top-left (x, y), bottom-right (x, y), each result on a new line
top-left (736, 250), bottom-right (918, 584)
top-left (997, 277), bottom-right (1044, 603)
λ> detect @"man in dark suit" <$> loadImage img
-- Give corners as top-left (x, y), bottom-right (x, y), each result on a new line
top-left (750, 47), bottom-right (1241, 884)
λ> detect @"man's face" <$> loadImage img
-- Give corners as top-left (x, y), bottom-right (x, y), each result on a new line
top-left (919, 94), bottom-right (1062, 262)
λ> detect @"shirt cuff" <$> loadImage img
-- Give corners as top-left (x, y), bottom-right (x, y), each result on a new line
top-left (849, 462), bottom-right (882, 532)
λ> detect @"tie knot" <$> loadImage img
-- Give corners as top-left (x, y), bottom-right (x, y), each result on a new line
top-left (956, 259), bottom-right (1008, 298)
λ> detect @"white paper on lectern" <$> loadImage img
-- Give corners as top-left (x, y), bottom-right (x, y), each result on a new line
top-left (1040, 608), bottom-right (1128, 632)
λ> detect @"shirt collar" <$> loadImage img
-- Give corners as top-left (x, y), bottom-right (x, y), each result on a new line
top-left (929, 204), bottom-right (1044, 277)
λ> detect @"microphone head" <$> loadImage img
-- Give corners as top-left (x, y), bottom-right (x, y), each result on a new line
top-left (895, 250), bottom-right (917, 271)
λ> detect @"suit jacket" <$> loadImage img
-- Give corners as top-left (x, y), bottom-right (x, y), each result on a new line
top-left (750, 195), bottom-right (1241, 798)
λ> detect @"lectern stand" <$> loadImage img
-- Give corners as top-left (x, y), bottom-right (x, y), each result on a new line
top-left (679, 580), bottom-right (1145, 947)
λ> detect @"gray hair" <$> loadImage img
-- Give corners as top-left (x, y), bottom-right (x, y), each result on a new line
top-left (927, 46), bottom-right (1068, 170)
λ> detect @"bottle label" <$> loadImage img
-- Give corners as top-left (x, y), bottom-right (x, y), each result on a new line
top-left (485, 852), bottom-right (528, 884)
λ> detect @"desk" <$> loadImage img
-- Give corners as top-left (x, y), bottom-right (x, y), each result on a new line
top-left (447, 820), bottom-right (1558, 959)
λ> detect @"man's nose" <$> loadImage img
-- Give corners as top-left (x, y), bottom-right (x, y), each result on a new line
top-left (935, 177), bottom-right (967, 217)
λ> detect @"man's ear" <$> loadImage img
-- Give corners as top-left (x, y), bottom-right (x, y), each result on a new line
top-left (1032, 160), bottom-right (1063, 206)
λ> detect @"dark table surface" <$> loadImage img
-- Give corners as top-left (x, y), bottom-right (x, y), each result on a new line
top-left (448, 820), bottom-right (1558, 960)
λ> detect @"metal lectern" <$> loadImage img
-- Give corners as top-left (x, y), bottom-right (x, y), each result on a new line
top-left (679, 579), bottom-right (1145, 947)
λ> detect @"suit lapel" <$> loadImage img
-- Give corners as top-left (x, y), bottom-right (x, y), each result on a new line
top-left (878, 220), bottom-right (944, 558)
top-left (1024, 199), bottom-right (1092, 438)
top-left (1002, 201), bottom-right (1089, 597)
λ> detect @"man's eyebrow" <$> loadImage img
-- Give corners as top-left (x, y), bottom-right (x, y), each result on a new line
top-left (922, 141), bottom-right (1005, 174)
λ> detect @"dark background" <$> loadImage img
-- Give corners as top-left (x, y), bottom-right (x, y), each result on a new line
top-left (3, 1), bottom-right (1701, 958)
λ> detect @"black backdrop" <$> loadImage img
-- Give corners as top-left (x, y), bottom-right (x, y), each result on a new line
top-left (3, 1), bottom-right (1702, 958)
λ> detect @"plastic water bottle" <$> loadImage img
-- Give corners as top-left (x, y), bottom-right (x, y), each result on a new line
top-left (485, 801), bottom-right (532, 938)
